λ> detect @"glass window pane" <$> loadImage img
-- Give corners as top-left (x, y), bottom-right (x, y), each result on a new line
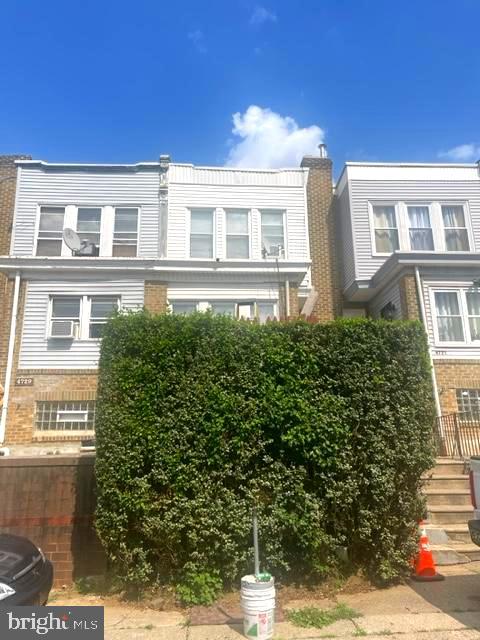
top-left (36, 239), bottom-right (62, 256)
top-left (114, 208), bottom-right (138, 232)
top-left (408, 206), bottom-right (430, 228)
top-left (373, 206), bottom-right (396, 228)
top-left (261, 211), bottom-right (283, 226)
top-left (445, 229), bottom-right (469, 251)
top-left (257, 302), bottom-right (275, 322)
top-left (238, 303), bottom-right (253, 319)
top-left (90, 297), bottom-right (118, 318)
top-left (227, 211), bottom-right (248, 234)
top-left (442, 205), bottom-right (466, 228)
top-left (191, 235), bottom-right (213, 258)
top-left (171, 302), bottom-right (197, 315)
top-left (112, 244), bottom-right (137, 257)
top-left (210, 302), bottom-right (235, 316)
top-left (227, 236), bottom-right (249, 258)
top-left (52, 297), bottom-right (81, 319)
top-left (89, 323), bottom-right (105, 339)
top-left (77, 208), bottom-right (101, 232)
top-left (375, 229), bottom-right (399, 253)
top-left (39, 208), bottom-right (65, 231)
top-left (467, 292), bottom-right (480, 316)
top-left (191, 210), bottom-right (213, 233)
top-left (435, 292), bottom-right (460, 316)
top-left (469, 317), bottom-right (480, 341)
top-left (437, 317), bottom-right (465, 342)
top-left (409, 229), bottom-right (434, 250)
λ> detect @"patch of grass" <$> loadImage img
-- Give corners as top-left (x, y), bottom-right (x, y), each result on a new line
top-left (286, 603), bottom-right (361, 629)
top-left (353, 627), bottom-right (367, 637)
top-left (143, 624), bottom-right (154, 630)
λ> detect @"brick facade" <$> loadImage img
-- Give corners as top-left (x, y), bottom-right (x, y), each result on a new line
top-left (300, 155), bottom-right (342, 320)
top-left (144, 280), bottom-right (168, 314)
top-left (399, 274), bottom-right (420, 320)
top-left (435, 361), bottom-right (480, 415)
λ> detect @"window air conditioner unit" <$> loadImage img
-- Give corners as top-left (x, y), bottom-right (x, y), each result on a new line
top-left (50, 320), bottom-right (76, 339)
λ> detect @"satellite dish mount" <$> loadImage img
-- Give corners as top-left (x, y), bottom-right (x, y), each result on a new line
top-left (62, 228), bottom-right (99, 256)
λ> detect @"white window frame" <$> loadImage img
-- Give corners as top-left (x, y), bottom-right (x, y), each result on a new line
top-left (188, 208), bottom-right (216, 259)
top-left (368, 200), bottom-right (474, 255)
top-left (405, 203), bottom-right (434, 251)
top-left (47, 295), bottom-right (120, 341)
top-left (429, 287), bottom-right (480, 346)
top-left (34, 204), bottom-right (142, 257)
top-left (169, 300), bottom-right (278, 321)
top-left (225, 209), bottom-right (251, 260)
top-left (368, 202), bottom-right (400, 256)
top-left (112, 207), bottom-right (140, 257)
top-left (439, 202), bottom-right (473, 252)
top-left (260, 209), bottom-right (287, 259)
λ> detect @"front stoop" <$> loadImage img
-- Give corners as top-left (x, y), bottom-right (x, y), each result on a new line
top-left (423, 457), bottom-right (477, 565)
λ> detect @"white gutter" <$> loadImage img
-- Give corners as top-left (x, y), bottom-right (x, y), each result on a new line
top-left (414, 266), bottom-right (441, 419)
top-left (0, 271), bottom-right (21, 444)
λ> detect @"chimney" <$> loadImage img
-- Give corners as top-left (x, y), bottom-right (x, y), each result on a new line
top-left (300, 146), bottom-right (341, 320)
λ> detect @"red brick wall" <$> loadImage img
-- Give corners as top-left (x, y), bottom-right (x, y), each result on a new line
top-left (0, 454), bottom-right (105, 587)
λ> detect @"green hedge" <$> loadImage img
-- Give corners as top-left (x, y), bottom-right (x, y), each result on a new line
top-left (94, 313), bottom-right (435, 592)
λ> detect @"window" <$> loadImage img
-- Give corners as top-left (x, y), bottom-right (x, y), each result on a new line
top-left (372, 205), bottom-right (399, 253)
top-left (261, 210), bottom-right (285, 257)
top-left (89, 297), bottom-right (119, 338)
top-left (50, 297), bottom-right (81, 338)
top-left (171, 302), bottom-right (197, 315)
top-left (35, 401), bottom-right (96, 432)
top-left (466, 292), bottom-right (480, 341)
top-left (190, 209), bottom-right (213, 258)
top-left (76, 208), bottom-right (102, 248)
top-left (36, 207), bottom-right (65, 256)
top-left (434, 292), bottom-right (464, 342)
top-left (257, 302), bottom-right (275, 322)
top-left (457, 390), bottom-right (480, 420)
top-left (442, 205), bottom-right (470, 251)
top-left (226, 210), bottom-right (249, 258)
top-left (49, 295), bottom-right (119, 339)
top-left (407, 206), bottom-right (433, 250)
top-left (113, 208), bottom-right (138, 257)
top-left (209, 302), bottom-right (236, 316)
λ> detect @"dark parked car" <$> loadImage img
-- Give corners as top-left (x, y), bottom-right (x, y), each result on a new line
top-left (0, 534), bottom-right (53, 606)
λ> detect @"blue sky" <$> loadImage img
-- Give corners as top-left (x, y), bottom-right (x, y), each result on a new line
top-left (1, 0), bottom-right (479, 174)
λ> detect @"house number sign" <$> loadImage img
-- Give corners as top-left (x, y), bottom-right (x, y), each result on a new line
top-left (15, 376), bottom-right (34, 386)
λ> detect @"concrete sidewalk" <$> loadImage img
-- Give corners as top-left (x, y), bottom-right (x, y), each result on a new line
top-left (52, 563), bottom-right (480, 639)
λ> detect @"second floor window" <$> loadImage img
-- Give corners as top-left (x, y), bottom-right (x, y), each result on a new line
top-left (432, 289), bottom-right (480, 344)
top-left (113, 208), bottom-right (138, 257)
top-left (36, 207), bottom-right (65, 256)
top-left (372, 205), bottom-right (399, 253)
top-left (76, 208), bottom-right (102, 248)
top-left (442, 205), bottom-right (470, 251)
top-left (261, 210), bottom-right (285, 257)
top-left (226, 210), bottom-right (249, 258)
top-left (408, 206), bottom-right (433, 250)
top-left (190, 209), bottom-right (213, 258)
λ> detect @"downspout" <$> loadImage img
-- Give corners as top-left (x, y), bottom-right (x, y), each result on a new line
top-left (285, 279), bottom-right (290, 318)
top-left (414, 266), bottom-right (441, 418)
top-left (0, 271), bottom-right (21, 445)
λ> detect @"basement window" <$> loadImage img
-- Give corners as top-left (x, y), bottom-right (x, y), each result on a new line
top-left (35, 401), bottom-right (96, 431)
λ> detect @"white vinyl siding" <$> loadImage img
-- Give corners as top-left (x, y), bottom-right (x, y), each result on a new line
top-left (13, 166), bottom-right (159, 257)
top-left (167, 164), bottom-right (308, 261)
top-left (368, 282), bottom-right (402, 320)
top-left (19, 279), bottom-right (144, 369)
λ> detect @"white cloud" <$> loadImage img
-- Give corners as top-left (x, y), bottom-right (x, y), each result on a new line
top-left (250, 5), bottom-right (277, 26)
top-left (188, 29), bottom-right (206, 53)
top-left (225, 105), bottom-right (325, 169)
top-left (438, 143), bottom-right (480, 162)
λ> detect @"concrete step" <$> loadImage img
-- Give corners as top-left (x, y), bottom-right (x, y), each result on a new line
top-left (427, 504), bottom-right (474, 525)
top-left (426, 523), bottom-right (471, 544)
top-left (431, 541), bottom-right (480, 565)
top-left (424, 489), bottom-right (472, 506)
top-left (431, 459), bottom-right (467, 476)
top-left (423, 475), bottom-right (470, 491)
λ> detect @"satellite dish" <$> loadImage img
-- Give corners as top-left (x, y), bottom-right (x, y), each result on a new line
top-left (63, 228), bottom-right (81, 252)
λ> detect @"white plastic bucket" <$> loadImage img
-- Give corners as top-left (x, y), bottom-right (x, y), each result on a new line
top-left (240, 575), bottom-right (275, 639)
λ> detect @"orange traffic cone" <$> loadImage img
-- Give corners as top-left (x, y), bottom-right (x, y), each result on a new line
top-left (411, 521), bottom-right (444, 582)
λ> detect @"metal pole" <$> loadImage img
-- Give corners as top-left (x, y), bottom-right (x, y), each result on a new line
top-left (253, 508), bottom-right (260, 578)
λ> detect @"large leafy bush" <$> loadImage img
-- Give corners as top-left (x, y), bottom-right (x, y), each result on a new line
top-left (95, 313), bottom-right (434, 592)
